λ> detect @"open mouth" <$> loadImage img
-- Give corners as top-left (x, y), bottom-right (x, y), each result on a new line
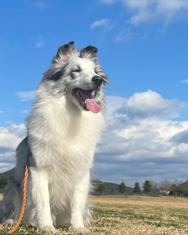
top-left (72, 88), bottom-right (101, 114)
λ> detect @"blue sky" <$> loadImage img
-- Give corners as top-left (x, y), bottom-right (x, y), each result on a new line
top-left (0, 0), bottom-right (188, 187)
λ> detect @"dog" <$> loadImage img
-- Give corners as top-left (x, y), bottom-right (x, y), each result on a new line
top-left (0, 41), bottom-right (109, 233)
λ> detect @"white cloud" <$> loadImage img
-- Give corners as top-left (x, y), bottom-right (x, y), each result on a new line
top-left (35, 35), bottom-right (45, 48)
top-left (35, 41), bottom-right (45, 48)
top-left (116, 90), bottom-right (180, 119)
top-left (34, 1), bottom-right (49, 9)
top-left (0, 163), bottom-right (15, 174)
top-left (114, 28), bottom-right (132, 42)
top-left (182, 79), bottom-right (188, 84)
top-left (21, 110), bottom-right (30, 114)
top-left (94, 91), bottom-right (188, 186)
top-left (1, 91), bottom-right (188, 187)
top-left (90, 19), bottom-right (117, 31)
top-left (0, 110), bottom-right (3, 113)
top-left (6, 121), bottom-right (12, 124)
top-left (0, 123), bottom-right (26, 173)
top-left (16, 91), bottom-right (35, 102)
top-left (100, 0), bottom-right (188, 25)
top-left (103, 96), bottom-right (127, 121)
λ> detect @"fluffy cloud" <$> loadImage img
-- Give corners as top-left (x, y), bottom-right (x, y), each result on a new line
top-left (114, 28), bottom-right (132, 42)
top-left (182, 79), bottom-right (188, 84)
top-left (16, 91), bottom-right (35, 102)
top-left (93, 90), bottom-right (188, 186)
top-left (1, 91), bottom-right (188, 188)
top-left (35, 35), bottom-right (45, 48)
top-left (90, 19), bottom-right (117, 31)
top-left (100, 0), bottom-right (188, 25)
top-left (94, 119), bottom-right (188, 186)
top-left (21, 110), bottom-right (30, 114)
top-left (116, 90), bottom-right (181, 119)
top-left (171, 130), bottom-right (188, 143)
top-left (103, 95), bottom-right (127, 121)
top-left (0, 124), bottom-right (26, 167)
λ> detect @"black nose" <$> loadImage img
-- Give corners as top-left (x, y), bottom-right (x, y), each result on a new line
top-left (92, 76), bottom-right (102, 85)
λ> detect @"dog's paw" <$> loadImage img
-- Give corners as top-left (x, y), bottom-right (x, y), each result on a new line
top-left (70, 226), bottom-right (90, 234)
top-left (40, 225), bottom-right (56, 234)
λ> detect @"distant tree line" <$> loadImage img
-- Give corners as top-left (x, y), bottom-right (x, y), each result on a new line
top-left (133, 179), bottom-right (186, 196)
top-left (96, 179), bottom-right (188, 197)
top-left (150, 179), bottom-right (185, 196)
top-left (0, 175), bottom-right (14, 190)
top-left (97, 181), bottom-right (127, 195)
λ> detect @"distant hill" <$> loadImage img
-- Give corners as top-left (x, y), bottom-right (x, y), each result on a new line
top-left (92, 179), bottom-right (133, 195)
top-left (178, 181), bottom-right (188, 196)
top-left (0, 168), bottom-right (15, 193)
top-left (0, 168), bottom-right (15, 179)
top-left (0, 169), bottom-right (133, 195)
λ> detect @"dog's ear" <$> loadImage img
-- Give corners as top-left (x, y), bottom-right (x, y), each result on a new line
top-left (80, 46), bottom-right (98, 58)
top-left (54, 41), bottom-right (75, 62)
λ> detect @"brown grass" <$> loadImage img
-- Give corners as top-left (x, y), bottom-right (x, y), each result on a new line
top-left (92, 195), bottom-right (188, 208)
top-left (1, 194), bottom-right (188, 234)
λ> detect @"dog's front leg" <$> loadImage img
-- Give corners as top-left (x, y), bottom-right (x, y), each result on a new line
top-left (30, 167), bottom-right (55, 233)
top-left (70, 172), bottom-right (90, 233)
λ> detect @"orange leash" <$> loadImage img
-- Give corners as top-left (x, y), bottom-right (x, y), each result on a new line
top-left (6, 149), bottom-right (30, 235)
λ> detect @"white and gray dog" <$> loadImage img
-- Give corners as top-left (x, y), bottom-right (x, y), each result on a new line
top-left (0, 41), bottom-right (109, 233)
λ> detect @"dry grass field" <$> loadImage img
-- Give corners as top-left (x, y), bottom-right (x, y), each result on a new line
top-left (1, 194), bottom-right (188, 234)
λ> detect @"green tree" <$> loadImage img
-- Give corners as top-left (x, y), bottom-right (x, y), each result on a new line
top-left (134, 182), bottom-right (141, 194)
top-left (118, 182), bottom-right (126, 194)
top-left (0, 176), bottom-right (9, 189)
top-left (169, 183), bottom-right (178, 197)
top-left (97, 183), bottom-right (106, 195)
top-left (143, 180), bottom-right (151, 194)
top-left (9, 175), bottom-right (14, 181)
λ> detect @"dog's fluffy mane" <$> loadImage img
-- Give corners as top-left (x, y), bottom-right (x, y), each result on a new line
top-left (40, 44), bottom-right (108, 109)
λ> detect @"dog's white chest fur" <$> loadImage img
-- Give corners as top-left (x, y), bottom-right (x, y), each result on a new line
top-left (27, 95), bottom-right (104, 170)
top-left (25, 94), bottom-right (105, 229)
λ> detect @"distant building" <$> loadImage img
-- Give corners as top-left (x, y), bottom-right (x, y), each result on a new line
top-left (159, 190), bottom-right (169, 195)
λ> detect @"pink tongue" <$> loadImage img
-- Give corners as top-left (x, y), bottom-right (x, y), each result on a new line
top-left (86, 98), bottom-right (101, 114)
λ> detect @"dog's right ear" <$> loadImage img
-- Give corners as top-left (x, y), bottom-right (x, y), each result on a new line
top-left (80, 46), bottom-right (98, 58)
top-left (53, 41), bottom-right (75, 62)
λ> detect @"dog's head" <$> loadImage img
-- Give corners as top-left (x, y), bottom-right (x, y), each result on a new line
top-left (41, 41), bottom-right (109, 114)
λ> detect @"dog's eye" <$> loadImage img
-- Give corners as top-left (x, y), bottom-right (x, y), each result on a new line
top-left (72, 68), bottom-right (81, 73)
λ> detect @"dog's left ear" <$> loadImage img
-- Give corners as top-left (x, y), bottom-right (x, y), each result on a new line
top-left (53, 41), bottom-right (75, 62)
top-left (80, 46), bottom-right (98, 58)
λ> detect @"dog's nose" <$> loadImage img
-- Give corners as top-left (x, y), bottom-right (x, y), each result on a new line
top-left (92, 76), bottom-right (102, 85)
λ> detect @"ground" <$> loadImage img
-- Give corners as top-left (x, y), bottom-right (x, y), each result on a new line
top-left (1, 194), bottom-right (188, 234)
